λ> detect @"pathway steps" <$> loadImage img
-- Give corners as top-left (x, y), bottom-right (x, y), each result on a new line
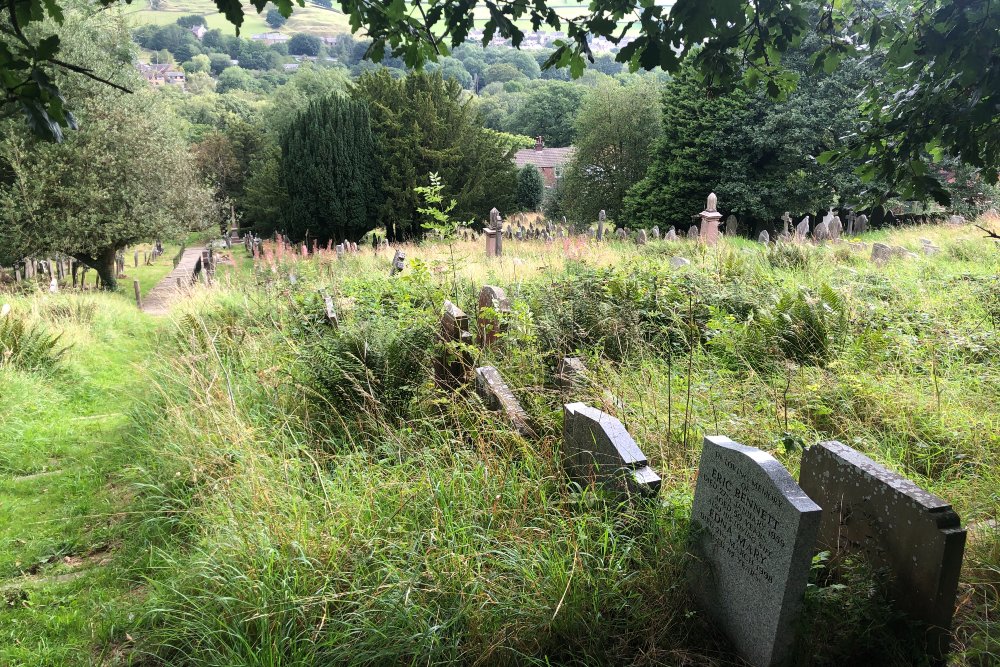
top-left (142, 247), bottom-right (202, 315)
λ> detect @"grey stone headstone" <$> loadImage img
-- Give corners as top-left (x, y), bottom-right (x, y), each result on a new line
top-left (725, 214), bottom-right (738, 236)
top-left (597, 209), bottom-right (606, 241)
top-left (475, 366), bottom-right (535, 437)
top-left (670, 256), bottom-right (691, 268)
top-left (636, 229), bottom-right (647, 245)
top-left (799, 441), bottom-right (966, 657)
top-left (665, 226), bottom-right (677, 241)
top-left (855, 214), bottom-right (869, 234)
top-left (434, 300), bottom-right (473, 388)
top-left (336, 244), bottom-right (344, 259)
top-left (781, 212), bottom-right (792, 235)
top-left (616, 227), bottom-right (626, 241)
top-left (320, 292), bottom-right (338, 327)
top-left (687, 225), bottom-right (699, 239)
top-left (871, 242), bottom-right (892, 264)
top-left (556, 356), bottom-right (589, 389)
top-left (477, 285), bottom-right (511, 348)
top-left (651, 226), bottom-right (660, 240)
top-left (758, 230), bottom-right (770, 244)
top-left (562, 402), bottom-right (660, 497)
top-left (795, 216), bottom-right (810, 241)
top-left (690, 436), bottom-right (821, 667)
top-left (390, 250), bottom-right (406, 276)
top-left (829, 216), bottom-right (843, 240)
top-left (812, 220), bottom-right (830, 242)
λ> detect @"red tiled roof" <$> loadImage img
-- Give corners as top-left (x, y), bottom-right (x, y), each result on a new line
top-left (514, 146), bottom-right (575, 169)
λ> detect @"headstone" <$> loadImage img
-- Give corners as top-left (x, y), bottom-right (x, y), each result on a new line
top-left (725, 214), bottom-right (738, 236)
top-left (700, 193), bottom-right (723, 245)
top-left (795, 216), bottom-right (810, 241)
top-left (690, 436), bottom-right (821, 667)
top-left (781, 212), bottom-right (792, 235)
top-left (665, 226), bottom-right (677, 241)
top-left (855, 214), bottom-right (869, 234)
top-left (336, 244), bottom-right (344, 260)
top-left (758, 230), bottom-right (770, 244)
top-left (475, 366), bottom-right (535, 437)
top-left (846, 212), bottom-right (856, 235)
top-left (822, 207), bottom-right (834, 226)
top-left (687, 225), bottom-right (699, 239)
top-left (390, 250), bottom-right (406, 276)
top-left (922, 243), bottom-right (941, 256)
top-left (563, 403), bottom-right (660, 497)
top-left (636, 229), bottom-right (647, 245)
top-left (948, 214), bottom-right (965, 225)
top-left (799, 441), bottom-right (966, 657)
top-left (870, 242), bottom-right (892, 264)
top-left (477, 285), bottom-right (511, 348)
top-left (829, 215), bottom-right (843, 240)
top-left (670, 256), bottom-right (691, 268)
top-left (812, 220), bottom-right (830, 242)
top-left (556, 356), bottom-right (589, 389)
top-left (321, 292), bottom-right (338, 327)
top-left (597, 210), bottom-right (606, 241)
top-left (651, 226), bottom-right (660, 240)
top-left (434, 300), bottom-right (473, 388)
top-left (616, 227), bottom-right (626, 241)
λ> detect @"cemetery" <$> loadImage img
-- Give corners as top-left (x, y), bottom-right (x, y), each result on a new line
top-left (3, 0), bottom-right (1000, 664)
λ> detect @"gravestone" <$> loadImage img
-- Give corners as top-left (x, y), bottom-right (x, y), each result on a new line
top-left (636, 229), bottom-right (648, 245)
top-left (336, 244), bottom-right (344, 260)
top-left (390, 250), bottom-right (406, 276)
top-left (781, 212), bottom-right (792, 236)
top-left (829, 216), bottom-right (843, 240)
top-left (687, 225), bottom-right (699, 239)
top-left (616, 228), bottom-right (627, 241)
top-left (822, 207), bottom-right (835, 226)
top-left (725, 214), bottom-right (738, 236)
top-left (690, 436), bottom-right (821, 667)
top-left (870, 242), bottom-right (892, 264)
top-left (475, 366), bottom-right (535, 437)
top-left (799, 441), bottom-right (966, 657)
top-left (758, 230), bottom-right (770, 244)
top-left (670, 256), bottom-right (691, 268)
top-left (795, 216), bottom-right (810, 241)
top-left (597, 209), bottom-right (606, 241)
top-left (855, 214), bottom-right (869, 234)
top-left (556, 356), bottom-right (589, 389)
top-left (477, 285), bottom-right (512, 349)
top-left (320, 291), bottom-right (338, 327)
top-left (700, 193), bottom-right (722, 245)
top-left (665, 226), bottom-right (677, 241)
top-left (434, 300), bottom-right (473, 388)
top-left (563, 402), bottom-right (661, 497)
top-left (651, 225), bottom-right (660, 240)
top-left (812, 221), bottom-right (830, 242)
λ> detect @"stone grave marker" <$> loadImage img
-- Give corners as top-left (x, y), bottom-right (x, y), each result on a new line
top-left (813, 221), bottom-right (830, 242)
top-left (700, 193), bottom-right (722, 245)
top-left (799, 441), bottom-right (966, 656)
top-left (829, 216), bottom-right (843, 240)
top-left (687, 225), bottom-right (699, 239)
top-left (616, 227), bottom-right (627, 241)
top-left (475, 366), bottom-right (535, 437)
top-left (725, 214), bottom-right (738, 236)
top-left (434, 300), bottom-right (473, 388)
top-left (690, 435), bottom-right (821, 667)
top-left (320, 291), bottom-right (338, 327)
top-left (477, 285), bottom-right (512, 349)
top-left (636, 229), bottom-right (648, 245)
top-left (781, 211), bottom-right (792, 235)
top-left (597, 209), bottom-right (606, 241)
top-left (758, 230), bottom-right (770, 244)
top-left (556, 356), bottom-right (589, 389)
top-left (855, 214), bottom-right (869, 234)
top-left (670, 256), bottom-right (691, 268)
top-left (390, 250), bottom-right (406, 276)
top-left (795, 216), bottom-right (810, 241)
top-left (651, 225), bottom-right (660, 240)
top-left (665, 226), bottom-right (677, 241)
top-left (871, 242), bottom-right (892, 264)
top-left (563, 402), bottom-right (661, 497)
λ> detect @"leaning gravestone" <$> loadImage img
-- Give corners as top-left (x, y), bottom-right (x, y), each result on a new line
top-left (434, 300), bottom-right (473, 388)
top-left (475, 366), bottom-right (535, 437)
top-left (477, 285), bottom-right (512, 349)
top-left (563, 402), bottom-right (661, 497)
top-left (556, 356), bottom-right (590, 389)
top-left (799, 441), bottom-right (966, 657)
top-left (690, 436), bottom-right (822, 667)
top-left (870, 242), bottom-right (892, 264)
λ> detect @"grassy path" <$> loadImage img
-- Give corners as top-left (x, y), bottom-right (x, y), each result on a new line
top-left (0, 295), bottom-right (162, 666)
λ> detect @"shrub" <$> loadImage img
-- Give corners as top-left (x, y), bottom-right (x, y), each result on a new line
top-left (0, 305), bottom-right (64, 371)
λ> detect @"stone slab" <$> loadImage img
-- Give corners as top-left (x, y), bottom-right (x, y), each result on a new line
top-left (562, 402), bottom-right (660, 497)
top-left (475, 366), bottom-right (535, 437)
top-left (799, 440), bottom-right (966, 655)
top-left (690, 436), bottom-right (821, 667)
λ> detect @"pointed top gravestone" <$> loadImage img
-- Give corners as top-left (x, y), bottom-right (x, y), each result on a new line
top-left (665, 226), bottom-right (677, 241)
top-left (690, 436), bottom-right (821, 667)
top-left (688, 225), bottom-right (699, 239)
top-left (725, 214), bottom-right (738, 236)
top-left (637, 229), bottom-right (647, 245)
top-left (795, 216), bottom-right (810, 241)
top-left (651, 226), bottom-right (660, 240)
top-left (759, 230), bottom-right (770, 244)
top-left (829, 216), bottom-right (843, 240)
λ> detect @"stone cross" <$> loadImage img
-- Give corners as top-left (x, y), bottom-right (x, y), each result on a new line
top-left (799, 441), bottom-right (966, 658)
top-left (477, 285), bottom-right (511, 349)
top-left (390, 250), bottom-right (406, 276)
top-left (690, 436), bottom-right (821, 667)
top-left (563, 402), bottom-right (661, 497)
top-left (475, 366), bottom-right (535, 437)
top-left (699, 193), bottom-right (723, 245)
top-left (781, 211), bottom-right (792, 235)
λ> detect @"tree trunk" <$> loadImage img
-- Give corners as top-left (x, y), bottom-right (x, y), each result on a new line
top-left (74, 247), bottom-right (119, 291)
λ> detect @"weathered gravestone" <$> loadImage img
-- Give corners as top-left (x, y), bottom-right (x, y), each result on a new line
top-left (651, 226), bottom-right (660, 240)
top-left (665, 226), bottom-right (677, 241)
top-left (434, 300), bottom-right (473, 388)
top-left (556, 356), bottom-right (589, 389)
top-left (829, 216), bottom-right (843, 240)
top-left (781, 211), bottom-right (792, 236)
top-left (636, 229), bottom-right (648, 245)
top-left (688, 225), bottom-right (699, 239)
top-left (813, 221), bottom-right (830, 242)
top-left (477, 285), bottom-right (512, 349)
top-left (320, 291), bottom-right (338, 327)
top-left (871, 242), bottom-right (893, 264)
top-left (563, 402), bottom-right (661, 497)
top-left (700, 193), bottom-right (722, 245)
top-left (758, 230), bottom-right (770, 244)
top-left (390, 250), bottom-right (406, 276)
top-left (616, 227), bottom-right (627, 241)
top-left (855, 213), bottom-right (869, 234)
top-left (670, 256), bottom-right (691, 268)
top-left (725, 214), bottom-right (738, 236)
top-left (336, 244), bottom-right (344, 260)
top-left (597, 209), bottom-right (606, 241)
top-left (475, 366), bottom-right (535, 437)
top-left (795, 216), bottom-right (810, 241)
top-left (690, 435), bottom-right (821, 667)
top-left (799, 441), bottom-right (966, 656)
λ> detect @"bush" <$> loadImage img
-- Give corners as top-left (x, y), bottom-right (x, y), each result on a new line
top-left (516, 164), bottom-right (544, 211)
top-left (0, 306), bottom-right (64, 371)
top-left (265, 7), bottom-right (287, 28)
top-left (288, 33), bottom-right (322, 57)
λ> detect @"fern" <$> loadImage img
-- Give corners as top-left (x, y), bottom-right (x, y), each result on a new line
top-left (0, 307), bottom-right (65, 371)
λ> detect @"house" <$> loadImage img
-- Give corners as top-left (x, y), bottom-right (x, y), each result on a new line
top-left (190, 24), bottom-right (207, 40)
top-left (514, 136), bottom-right (575, 187)
top-left (251, 32), bottom-right (291, 45)
top-left (137, 63), bottom-right (186, 89)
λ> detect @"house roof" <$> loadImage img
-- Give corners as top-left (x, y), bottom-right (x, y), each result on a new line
top-left (514, 146), bottom-right (575, 169)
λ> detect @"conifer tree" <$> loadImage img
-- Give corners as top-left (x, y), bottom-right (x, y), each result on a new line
top-left (279, 95), bottom-right (381, 243)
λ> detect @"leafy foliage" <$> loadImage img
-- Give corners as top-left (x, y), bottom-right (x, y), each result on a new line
top-left (515, 164), bottom-right (543, 212)
top-left (0, 307), bottom-right (64, 371)
top-left (279, 94), bottom-right (380, 243)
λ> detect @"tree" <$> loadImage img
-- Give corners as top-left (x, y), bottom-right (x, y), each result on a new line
top-left (352, 70), bottom-right (517, 241)
top-left (265, 7), bottom-right (287, 29)
top-left (505, 80), bottom-right (584, 147)
top-left (0, 84), bottom-right (210, 289)
top-left (288, 33), bottom-right (322, 57)
top-left (483, 63), bottom-right (525, 86)
top-left (217, 66), bottom-right (258, 93)
top-left (208, 52), bottom-right (233, 75)
top-left (563, 79), bottom-right (662, 223)
top-left (176, 15), bottom-right (207, 29)
top-left (237, 40), bottom-right (280, 70)
top-left (182, 54), bottom-right (211, 74)
top-left (279, 95), bottom-right (381, 243)
top-left (516, 165), bottom-right (544, 211)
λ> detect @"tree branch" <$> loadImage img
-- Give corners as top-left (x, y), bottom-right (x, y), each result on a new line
top-left (973, 223), bottom-right (1000, 240)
